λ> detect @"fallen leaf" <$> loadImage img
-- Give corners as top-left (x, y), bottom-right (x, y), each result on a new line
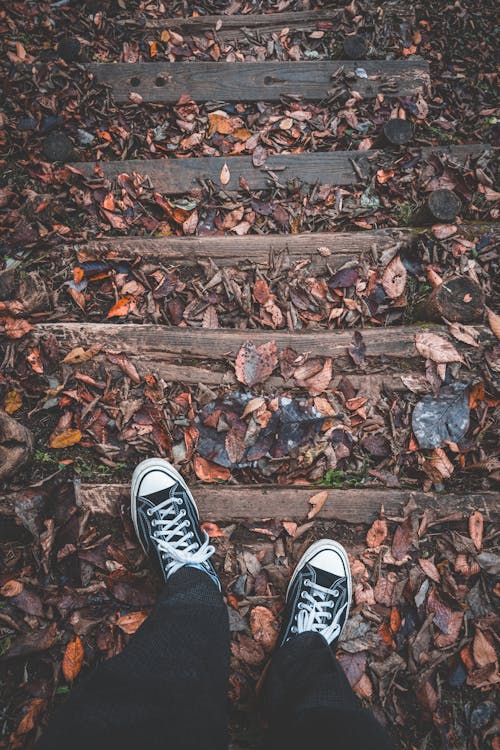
top-left (0, 580), bottom-right (24, 597)
top-left (201, 522), bottom-right (225, 538)
top-left (207, 112), bottom-right (233, 136)
top-left (62, 636), bottom-right (84, 681)
top-left (486, 307), bottom-right (500, 340)
top-left (472, 628), bottom-right (498, 672)
top-left (4, 317), bottom-right (33, 339)
top-left (252, 145), bottom-right (267, 167)
top-left (107, 295), bottom-right (137, 319)
top-left (249, 606), bottom-right (278, 651)
top-left (307, 490), bottom-right (328, 519)
top-left (49, 428), bottom-right (82, 449)
top-left (220, 162), bottom-right (231, 186)
top-left (294, 357), bottom-right (333, 396)
top-left (366, 519), bottom-right (388, 548)
top-left (128, 91), bottom-right (143, 104)
top-left (412, 383), bottom-right (470, 449)
top-left (418, 558), bottom-right (441, 583)
top-left (448, 322), bottom-right (480, 348)
top-left (235, 340), bottom-right (278, 387)
top-left (392, 516), bottom-right (415, 560)
top-left (4, 391), bottom-right (22, 414)
top-left (432, 224), bottom-right (457, 239)
top-left (253, 279), bottom-right (270, 305)
top-left (382, 255), bottom-right (407, 299)
top-left (193, 456), bottom-right (230, 482)
top-left (469, 511), bottom-right (483, 551)
top-left (376, 169), bottom-right (395, 184)
top-left (415, 332), bottom-right (463, 364)
top-left (62, 344), bottom-right (102, 364)
top-left (14, 698), bottom-right (45, 737)
top-left (116, 611), bottom-right (148, 634)
top-left (348, 330), bottom-right (366, 368)
top-left (27, 347), bottom-right (43, 373)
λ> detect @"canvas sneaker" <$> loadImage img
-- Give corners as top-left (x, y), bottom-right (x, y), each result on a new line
top-left (278, 539), bottom-right (352, 647)
top-left (131, 458), bottom-right (220, 589)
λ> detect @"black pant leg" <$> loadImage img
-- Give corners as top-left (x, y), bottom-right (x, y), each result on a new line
top-left (35, 567), bottom-right (230, 750)
top-left (262, 632), bottom-right (394, 750)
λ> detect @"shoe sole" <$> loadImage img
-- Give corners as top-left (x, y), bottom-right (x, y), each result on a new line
top-left (286, 538), bottom-right (353, 636)
top-left (130, 457), bottom-right (200, 556)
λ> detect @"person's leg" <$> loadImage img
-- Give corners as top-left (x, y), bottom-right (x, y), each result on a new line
top-left (261, 539), bottom-right (393, 750)
top-left (35, 459), bottom-right (230, 750)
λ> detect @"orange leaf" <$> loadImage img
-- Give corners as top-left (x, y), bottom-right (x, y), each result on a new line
top-left (250, 606), bottom-right (278, 651)
top-left (307, 490), bottom-right (328, 519)
top-left (27, 347), bottom-right (43, 373)
top-left (116, 611), bottom-right (148, 634)
top-left (15, 698), bottom-right (45, 736)
top-left (4, 317), bottom-right (33, 339)
top-left (193, 456), bottom-right (230, 482)
top-left (106, 295), bottom-right (136, 319)
top-left (207, 112), bottom-right (233, 136)
top-left (49, 428), bottom-right (82, 449)
top-left (376, 169), bottom-right (395, 184)
top-left (390, 606), bottom-right (401, 633)
top-left (366, 519), bottom-right (388, 548)
top-left (150, 40), bottom-right (158, 57)
top-left (0, 579), bottom-right (24, 597)
top-left (102, 192), bottom-right (115, 211)
top-left (220, 162), bottom-right (231, 186)
top-left (4, 390), bottom-right (22, 414)
top-left (62, 636), bottom-right (84, 681)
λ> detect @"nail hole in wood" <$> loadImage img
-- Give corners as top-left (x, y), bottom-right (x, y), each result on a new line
top-left (155, 76), bottom-right (167, 87)
top-left (130, 76), bottom-right (141, 86)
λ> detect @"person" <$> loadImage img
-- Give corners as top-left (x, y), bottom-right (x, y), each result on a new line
top-left (35, 458), bottom-right (394, 750)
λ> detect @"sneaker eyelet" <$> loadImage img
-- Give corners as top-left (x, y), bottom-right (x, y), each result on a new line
top-left (146, 508), bottom-right (153, 516)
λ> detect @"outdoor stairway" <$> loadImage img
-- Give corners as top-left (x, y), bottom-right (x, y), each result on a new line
top-left (38, 9), bottom-right (497, 525)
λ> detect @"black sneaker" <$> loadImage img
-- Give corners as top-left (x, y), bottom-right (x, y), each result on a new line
top-left (278, 539), bottom-right (352, 647)
top-left (131, 458), bottom-right (220, 589)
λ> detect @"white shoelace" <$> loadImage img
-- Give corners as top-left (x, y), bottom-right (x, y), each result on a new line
top-left (143, 495), bottom-right (215, 578)
top-left (291, 579), bottom-right (348, 642)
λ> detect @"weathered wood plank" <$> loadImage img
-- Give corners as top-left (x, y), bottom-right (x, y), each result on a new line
top-left (119, 9), bottom-right (344, 34)
top-left (78, 228), bottom-right (415, 270)
top-left (76, 483), bottom-right (499, 522)
top-left (71, 145), bottom-right (489, 195)
top-left (87, 59), bottom-right (430, 103)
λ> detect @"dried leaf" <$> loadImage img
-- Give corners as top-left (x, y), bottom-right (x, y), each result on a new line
top-left (366, 519), bottom-right (388, 548)
top-left (235, 340), bottom-right (278, 387)
top-left (62, 636), bottom-right (84, 681)
top-left (4, 317), bottom-right (33, 339)
top-left (382, 255), bottom-right (407, 299)
top-left (412, 383), bottom-right (469, 449)
top-left (469, 511), bottom-right (483, 551)
top-left (49, 428), bottom-right (82, 449)
top-left (418, 558), bottom-right (441, 583)
top-left (220, 162), bottom-right (231, 186)
top-left (193, 456), bottom-right (230, 482)
top-left (249, 606), bottom-right (278, 651)
top-left (3, 391), bottom-right (22, 414)
top-left (116, 611), bottom-right (147, 634)
top-left (376, 169), bottom-right (395, 184)
top-left (62, 344), bottom-right (102, 364)
top-left (0, 580), bottom-right (24, 597)
top-left (415, 332), bottom-right (463, 364)
top-left (106, 295), bottom-right (137, 319)
top-left (294, 357), bottom-right (332, 396)
top-left (448, 322), bottom-right (480, 348)
top-left (201, 522), bottom-right (225, 538)
top-left (473, 629), bottom-right (497, 669)
top-left (486, 307), bottom-right (500, 340)
top-left (307, 490), bottom-right (328, 519)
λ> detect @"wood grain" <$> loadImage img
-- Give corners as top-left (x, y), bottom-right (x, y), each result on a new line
top-left (87, 59), bottom-right (430, 103)
top-left (79, 228), bottom-right (415, 270)
top-left (71, 144), bottom-right (489, 195)
top-left (77, 483), bottom-right (498, 522)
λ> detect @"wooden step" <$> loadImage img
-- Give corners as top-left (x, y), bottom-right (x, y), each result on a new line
top-left (87, 59), bottom-right (429, 103)
top-left (74, 484), bottom-right (500, 522)
top-left (33, 322), bottom-right (491, 391)
top-left (71, 144), bottom-right (489, 195)
top-left (78, 228), bottom-right (416, 270)
top-left (77, 224), bottom-right (495, 270)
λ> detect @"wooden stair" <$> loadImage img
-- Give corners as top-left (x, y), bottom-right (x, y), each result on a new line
top-left (53, 9), bottom-right (498, 526)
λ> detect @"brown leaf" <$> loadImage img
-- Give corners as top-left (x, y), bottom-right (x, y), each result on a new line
top-left (448, 322), bottom-right (480, 348)
top-left (128, 91), bottom-right (143, 104)
top-left (252, 145), bottom-right (268, 167)
top-left (116, 611), bottom-right (148, 634)
top-left (225, 426), bottom-right (246, 465)
top-left (418, 558), bottom-right (441, 583)
top-left (294, 357), bottom-right (333, 396)
top-left (193, 456), bottom-right (230, 482)
top-left (366, 519), bottom-right (388, 548)
top-left (14, 698), bottom-right (46, 737)
top-left (392, 516), bottom-right (415, 560)
top-left (62, 636), bottom-right (84, 681)
top-left (486, 307), bottom-right (500, 340)
top-left (62, 344), bottom-right (103, 364)
top-left (416, 680), bottom-right (438, 716)
top-left (3, 391), bottom-right (22, 414)
top-left (374, 572), bottom-right (397, 606)
top-left (307, 490), bottom-right (328, 519)
top-left (249, 606), bottom-right (278, 651)
top-left (376, 168), bottom-right (395, 184)
top-left (468, 510), bottom-right (483, 551)
top-left (235, 340), bottom-right (278, 387)
top-left (382, 255), bottom-right (407, 299)
top-left (106, 295), bottom-right (137, 319)
top-left (0, 580), bottom-right (24, 597)
top-left (415, 332), bottom-right (463, 364)
top-left (472, 629), bottom-right (498, 670)
top-left (207, 112), bottom-right (233, 136)
top-left (27, 347), bottom-right (43, 373)
top-left (106, 352), bottom-right (141, 384)
top-left (49, 428), bottom-right (82, 449)
top-left (253, 279), bottom-right (270, 305)
top-left (432, 224), bottom-right (457, 239)
top-left (220, 162), bottom-right (231, 186)
top-left (4, 317), bottom-right (33, 339)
